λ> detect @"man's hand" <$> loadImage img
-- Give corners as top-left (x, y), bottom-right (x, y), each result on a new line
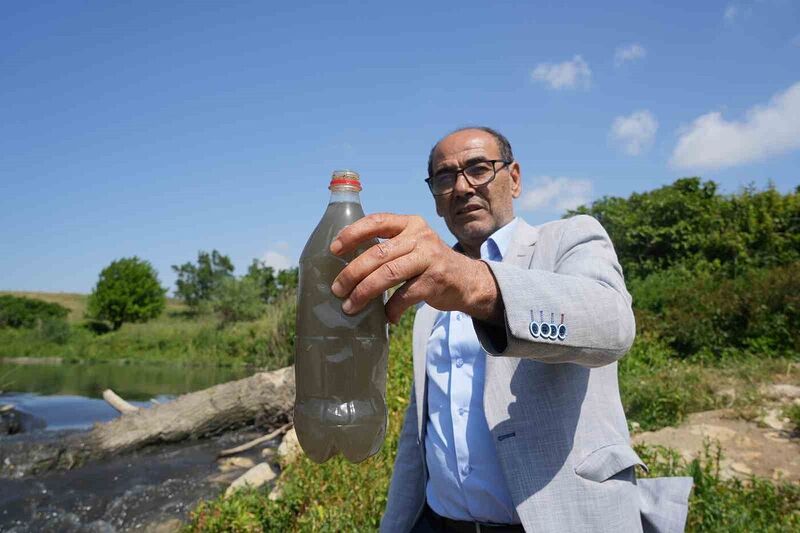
top-left (330, 213), bottom-right (504, 325)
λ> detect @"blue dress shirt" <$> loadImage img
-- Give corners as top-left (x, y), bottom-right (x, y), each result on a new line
top-left (424, 218), bottom-right (521, 524)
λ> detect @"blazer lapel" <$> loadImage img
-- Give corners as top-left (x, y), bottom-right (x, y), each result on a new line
top-left (412, 303), bottom-right (438, 439)
top-left (484, 219), bottom-right (538, 424)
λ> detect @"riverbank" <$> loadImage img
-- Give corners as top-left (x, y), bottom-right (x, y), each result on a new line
top-left (0, 291), bottom-right (295, 369)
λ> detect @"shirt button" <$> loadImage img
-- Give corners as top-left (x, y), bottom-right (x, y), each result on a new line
top-left (458, 407), bottom-right (466, 416)
top-left (462, 465), bottom-right (471, 476)
top-left (455, 313), bottom-right (461, 321)
top-left (455, 358), bottom-right (464, 368)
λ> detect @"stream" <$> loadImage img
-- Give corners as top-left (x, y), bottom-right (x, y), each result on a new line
top-left (0, 359), bottom-right (267, 532)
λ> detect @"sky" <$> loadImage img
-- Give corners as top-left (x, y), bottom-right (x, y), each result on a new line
top-left (2, 0), bottom-right (799, 294)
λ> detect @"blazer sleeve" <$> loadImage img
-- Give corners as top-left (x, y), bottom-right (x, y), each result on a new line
top-left (474, 214), bottom-right (635, 368)
top-left (380, 382), bottom-right (425, 533)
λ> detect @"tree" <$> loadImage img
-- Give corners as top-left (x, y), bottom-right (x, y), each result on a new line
top-left (88, 257), bottom-right (166, 330)
top-left (172, 250), bottom-right (234, 309)
top-left (276, 267), bottom-right (299, 293)
top-left (212, 276), bottom-right (266, 325)
top-left (244, 259), bottom-right (278, 303)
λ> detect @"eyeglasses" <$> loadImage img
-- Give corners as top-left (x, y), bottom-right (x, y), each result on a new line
top-left (425, 160), bottom-right (512, 196)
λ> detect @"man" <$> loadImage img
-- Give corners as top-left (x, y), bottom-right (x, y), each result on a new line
top-left (330, 127), bottom-right (692, 532)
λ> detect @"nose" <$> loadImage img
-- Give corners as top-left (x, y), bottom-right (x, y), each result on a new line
top-left (451, 171), bottom-right (474, 197)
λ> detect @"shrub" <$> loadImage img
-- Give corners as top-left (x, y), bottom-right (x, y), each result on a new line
top-left (87, 257), bottom-right (167, 330)
top-left (212, 277), bottom-right (267, 326)
top-left (0, 295), bottom-right (69, 329)
top-left (38, 318), bottom-right (71, 345)
top-left (635, 263), bottom-right (800, 358)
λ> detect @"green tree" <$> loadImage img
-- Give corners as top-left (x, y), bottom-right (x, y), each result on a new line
top-left (244, 259), bottom-right (278, 303)
top-left (88, 257), bottom-right (166, 330)
top-left (276, 267), bottom-right (299, 293)
top-left (172, 250), bottom-right (234, 309)
top-left (212, 276), bottom-right (266, 325)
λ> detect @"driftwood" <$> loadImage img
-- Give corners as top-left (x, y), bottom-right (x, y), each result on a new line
top-left (218, 422), bottom-right (292, 457)
top-left (102, 389), bottom-right (139, 414)
top-left (0, 366), bottom-right (295, 478)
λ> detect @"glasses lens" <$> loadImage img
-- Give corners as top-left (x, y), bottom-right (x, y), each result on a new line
top-left (429, 174), bottom-right (455, 195)
top-left (463, 161), bottom-right (496, 185)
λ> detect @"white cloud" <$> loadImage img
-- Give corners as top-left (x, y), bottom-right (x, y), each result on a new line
top-left (614, 43), bottom-right (647, 67)
top-left (260, 250), bottom-right (293, 271)
top-left (724, 4), bottom-right (739, 23)
top-left (519, 176), bottom-right (592, 212)
top-left (610, 110), bottom-right (659, 156)
top-left (670, 81), bottom-right (800, 169)
top-left (531, 55), bottom-right (591, 90)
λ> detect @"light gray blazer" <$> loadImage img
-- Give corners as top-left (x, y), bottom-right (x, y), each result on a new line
top-left (381, 215), bottom-right (693, 533)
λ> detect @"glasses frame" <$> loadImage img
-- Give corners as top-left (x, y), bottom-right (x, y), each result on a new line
top-left (425, 159), bottom-right (512, 196)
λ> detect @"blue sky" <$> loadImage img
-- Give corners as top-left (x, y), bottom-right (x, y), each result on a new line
top-left (2, 0), bottom-right (798, 294)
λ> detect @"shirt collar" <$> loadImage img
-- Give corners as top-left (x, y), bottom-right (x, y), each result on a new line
top-left (479, 217), bottom-right (519, 262)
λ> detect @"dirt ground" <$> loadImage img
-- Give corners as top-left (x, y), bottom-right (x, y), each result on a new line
top-left (633, 384), bottom-right (800, 482)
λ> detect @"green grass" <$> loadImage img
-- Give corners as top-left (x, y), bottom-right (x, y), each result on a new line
top-left (186, 315), bottom-right (800, 532)
top-left (0, 291), bottom-right (295, 368)
top-left (637, 443), bottom-right (800, 532)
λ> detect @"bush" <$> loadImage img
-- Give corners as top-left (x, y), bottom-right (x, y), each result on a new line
top-left (212, 277), bottom-right (266, 326)
top-left (0, 295), bottom-right (69, 329)
top-left (87, 257), bottom-right (167, 330)
top-left (632, 263), bottom-right (800, 358)
top-left (38, 318), bottom-right (71, 345)
top-left (570, 179), bottom-right (800, 279)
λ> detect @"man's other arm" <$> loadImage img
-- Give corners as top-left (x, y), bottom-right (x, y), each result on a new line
top-left (473, 214), bottom-right (635, 368)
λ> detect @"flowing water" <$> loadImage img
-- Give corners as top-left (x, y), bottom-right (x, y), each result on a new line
top-left (0, 359), bottom-right (257, 531)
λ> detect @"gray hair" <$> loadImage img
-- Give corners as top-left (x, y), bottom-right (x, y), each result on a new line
top-left (427, 126), bottom-right (514, 177)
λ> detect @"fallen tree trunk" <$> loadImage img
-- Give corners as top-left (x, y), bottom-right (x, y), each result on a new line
top-left (0, 366), bottom-right (295, 478)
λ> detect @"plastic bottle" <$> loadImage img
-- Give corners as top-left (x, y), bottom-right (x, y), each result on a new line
top-left (294, 170), bottom-right (389, 463)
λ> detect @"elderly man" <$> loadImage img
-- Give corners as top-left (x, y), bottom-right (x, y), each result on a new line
top-left (330, 127), bottom-right (692, 533)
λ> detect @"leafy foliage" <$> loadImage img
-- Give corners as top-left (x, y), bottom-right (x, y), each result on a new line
top-left (0, 295), bottom-right (69, 329)
top-left (87, 257), bottom-right (166, 330)
top-left (172, 250), bottom-right (235, 309)
top-left (570, 178), bottom-right (800, 279)
top-left (632, 262), bottom-right (800, 358)
top-left (212, 277), bottom-right (267, 326)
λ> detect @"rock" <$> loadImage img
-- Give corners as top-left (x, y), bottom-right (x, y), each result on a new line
top-left (268, 483), bottom-right (283, 501)
top-left (217, 456), bottom-right (256, 472)
top-left (225, 463), bottom-right (277, 497)
top-left (277, 427), bottom-right (301, 463)
top-left (729, 462), bottom-right (753, 476)
top-left (261, 447), bottom-right (276, 458)
top-left (761, 384), bottom-right (800, 401)
top-left (762, 409), bottom-right (787, 431)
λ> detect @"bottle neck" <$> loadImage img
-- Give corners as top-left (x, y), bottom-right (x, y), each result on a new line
top-left (328, 187), bottom-right (361, 204)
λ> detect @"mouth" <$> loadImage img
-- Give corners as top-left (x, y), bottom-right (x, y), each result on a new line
top-left (455, 204), bottom-right (484, 216)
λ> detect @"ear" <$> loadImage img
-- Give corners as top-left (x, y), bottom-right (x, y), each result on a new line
top-left (510, 161), bottom-right (522, 199)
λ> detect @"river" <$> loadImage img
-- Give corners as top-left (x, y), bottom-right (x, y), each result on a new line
top-left (0, 359), bottom-right (266, 532)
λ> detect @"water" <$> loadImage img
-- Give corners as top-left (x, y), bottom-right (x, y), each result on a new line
top-left (294, 176), bottom-right (389, 464)
top-left (0, 360), bottom-right (248, 431)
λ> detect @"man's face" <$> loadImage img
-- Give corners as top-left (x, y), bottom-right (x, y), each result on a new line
top-left (430, 129), bottom-right (522, 252)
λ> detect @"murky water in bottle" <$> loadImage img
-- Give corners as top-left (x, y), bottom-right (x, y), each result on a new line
top-left (294, 171), bottom-right (389, 463)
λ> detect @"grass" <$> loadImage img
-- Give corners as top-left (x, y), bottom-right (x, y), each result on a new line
top-left (0, 291), bottom-right (295, 368)
top-left (186, 314), bottom-right (800, 532)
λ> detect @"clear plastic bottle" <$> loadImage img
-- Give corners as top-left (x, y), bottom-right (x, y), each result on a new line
top-left (294, 170), bottom-right (389, 463)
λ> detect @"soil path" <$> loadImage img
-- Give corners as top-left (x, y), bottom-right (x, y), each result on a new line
top-left (633, 384), bottom-right (800, 482)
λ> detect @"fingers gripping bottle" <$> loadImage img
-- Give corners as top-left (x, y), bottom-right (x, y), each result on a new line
top-left (294, 170), bottom-right (389, 463)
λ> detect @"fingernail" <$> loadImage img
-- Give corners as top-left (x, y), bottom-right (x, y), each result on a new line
top-left (331, 280), bottom-right (343, 297)
top-left (342, 299), bottom-right (353, 314)
top-left (330, 239), bottom-right (342, 254)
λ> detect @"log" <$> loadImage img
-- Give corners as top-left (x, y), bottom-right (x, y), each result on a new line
top-left (102, 389), bottom-right (139, 414)
top-left (0, 366), bottom-right (295, 478)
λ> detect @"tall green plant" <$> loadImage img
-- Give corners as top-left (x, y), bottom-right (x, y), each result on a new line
top-left (88, 257), bottom-right (166, 330)
top-left (172, 250), bottom-right (234, 309)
